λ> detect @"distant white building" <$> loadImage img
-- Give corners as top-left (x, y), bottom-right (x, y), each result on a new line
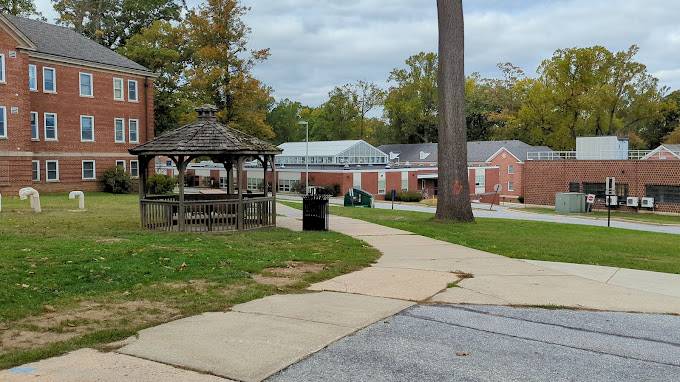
top-left (275, 140), bottom-right (388, 167)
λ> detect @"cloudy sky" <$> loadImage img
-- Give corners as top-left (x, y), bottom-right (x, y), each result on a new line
top-left (34, 0), bottom-right (680, 106)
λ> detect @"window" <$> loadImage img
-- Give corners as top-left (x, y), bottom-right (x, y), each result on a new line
top-left (29, 64), bottom-right (37, 91)
top-left (219, 177), bottom-right (228, 189)
top-left (30, 111), bottom-right (39, 140)
top-left (582, 183), bottom-right (606, 198)
top-left (32, 160), bottom-right (40, 181)
top-left (44, 113), bottom-right (57, 140)
top-left (247, 177), bottom-right (262, 191)
top-left (508, 165), bottom-right (515, 174)
top-left (43, 67), bottom-right (56, 93)
top-left (46, 160), bottom-right (59, 182)
top-left (114, 118), bottom-right (125, 143)
top-left (569, 182), bottom-right (580, 193)
top-left (278, 179), bottom-right (299, 192)
top-left (401, 171), bottom-right (409, 191)
top-left (130, 160), bottom-right (139, 178)
top-left (80, 115), bottom-right (94, 142)
top-left (0, 106), bottom-right (6, 139)
top-left (115, 160), bottom-right (126, 171)
top-left (113, 78), bottom-right (124, 100)
top-left (79, 72), bottom-right (93, 97)
top-left (508, 181), bottom-right (515, 192)
top-left (82, 160), bottom-right (96, 180)
top-left (645, 185), bottom-right (680, 204)
top-left (128, 80), bottom-right (138, 101)
top-left (128, 119), bottom-right (139, 143)
top-left (0, 54), bottom-right (5, 83)
top-left (378, 172), bottom-right (386, 195)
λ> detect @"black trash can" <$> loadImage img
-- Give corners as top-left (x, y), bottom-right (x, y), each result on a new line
top-left (303, 194), bottom-right (330, 231)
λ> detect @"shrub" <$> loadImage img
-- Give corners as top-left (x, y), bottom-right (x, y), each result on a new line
top-left (102, 167), bottom-right (132, 194)
top-left (385, 190), bottom-right (423, 202)
top-left (147, 174), bottom-right (177, 195)
top-left (317, 184), bottom-right (341, 197)
top-left (518, 196), bottom-right (525, 204)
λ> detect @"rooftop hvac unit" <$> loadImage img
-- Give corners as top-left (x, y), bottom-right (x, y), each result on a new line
top-left (626, 197), bottom-right (639, 207)
top-left (641, 197), bottom-right (655, 208)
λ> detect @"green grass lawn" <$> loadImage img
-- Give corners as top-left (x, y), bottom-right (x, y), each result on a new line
top-left (518, 207), bottom-right (680, 225)
top-left (0, 193), bottom-right (379, 368)
top-left (282, 201), bottom-right (680, 275)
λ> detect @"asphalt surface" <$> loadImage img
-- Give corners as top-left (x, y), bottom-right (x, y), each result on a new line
top-left (278, 195), bottom-right (680, 235)
top-left (268, 304), bottom-right (680, 382)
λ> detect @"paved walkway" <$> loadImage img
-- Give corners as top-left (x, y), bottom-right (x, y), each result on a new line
top-left (3, 204), bottom-right (680, 382)
top-left (278, 195), bottom-right (680, 235)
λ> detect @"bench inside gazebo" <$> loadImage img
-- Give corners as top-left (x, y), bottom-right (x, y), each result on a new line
top-left (129, 105), bottom-right (282, 232)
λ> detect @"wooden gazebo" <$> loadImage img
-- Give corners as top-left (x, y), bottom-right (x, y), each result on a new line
top-left (129, 105), bottom-right (282, 232)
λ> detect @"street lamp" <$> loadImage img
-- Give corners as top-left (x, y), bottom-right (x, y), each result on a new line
top-left (298, 120), bottom-right (310, 194)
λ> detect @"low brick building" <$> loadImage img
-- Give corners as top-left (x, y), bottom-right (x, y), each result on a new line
top-left (0, 15), bottom-right (155, 194)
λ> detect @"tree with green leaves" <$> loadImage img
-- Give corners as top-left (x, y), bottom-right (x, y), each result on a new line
top-left (0, 0), bottom-right (43, 18)
top-left (267, 99), bottom-right (304, 144)
top-left (337, 81), bottom-right (385, 140)
top-left (52, 0), bottom-right (184, 49)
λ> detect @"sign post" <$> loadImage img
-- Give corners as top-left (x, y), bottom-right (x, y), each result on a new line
top-left (605, 177), bottom-right (616, 228)
top-left (391, 189), bottom-right (396, 210)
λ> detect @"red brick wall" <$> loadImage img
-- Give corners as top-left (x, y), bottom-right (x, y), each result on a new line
top-left (524, 160), bottom-right (680, 213)
top-left (487, 149), bottom-right (523, 201)
top-left (361, 172), bottom-right (378, 194)
top-left (0, 26), bottom-right (154, 194)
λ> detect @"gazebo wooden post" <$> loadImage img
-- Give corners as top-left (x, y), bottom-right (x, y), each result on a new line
top-left (138, 155), bottom-right (150, 228)
top-left (236, 156), bottom-right (244, 230)
top-left (226, 160), bottom-right (234, 195)
top-left (270, 155), bottom-right (277, 226)
top-left (176, 155), bottom-right (186, 231)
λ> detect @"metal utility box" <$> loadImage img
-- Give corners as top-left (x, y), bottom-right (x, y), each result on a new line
top-left (555, 192), bottom-right (586, 213)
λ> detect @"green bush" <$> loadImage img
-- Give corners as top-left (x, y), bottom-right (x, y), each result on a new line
top-left (518, 196), bottom-right (525, 204)
top-left (102, 167), bottom-right (132, 194)
top-left (147, 174), bottom-right (177, 195)
top-left (318, 184), bottom-right (341, 197)
top-left (385, 190), bottom-right (423, 202)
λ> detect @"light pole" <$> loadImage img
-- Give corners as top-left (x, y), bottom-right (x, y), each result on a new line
top-left (298, 121), bottom-right (310, 194)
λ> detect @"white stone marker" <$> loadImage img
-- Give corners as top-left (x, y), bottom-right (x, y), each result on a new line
top-left (19, 187), bottom-right (41, 213)
top-left (69, 191), bottom-right (86, 210)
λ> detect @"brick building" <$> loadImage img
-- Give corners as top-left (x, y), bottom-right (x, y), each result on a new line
top-left (0, 15), bottom-right (155, 194)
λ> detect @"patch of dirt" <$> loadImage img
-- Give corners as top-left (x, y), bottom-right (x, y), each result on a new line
top-left (155, 280), bottom-right (219, 293)
top-left (0, 300), bottom-right (179, 354)
top-left (95, 238), bottom-right (130, 244)
top-left (252, 261), bottom-right (328, 287)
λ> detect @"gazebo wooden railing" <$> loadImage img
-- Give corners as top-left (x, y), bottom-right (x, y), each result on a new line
top-left (129, 104), bottom-right (283, 232)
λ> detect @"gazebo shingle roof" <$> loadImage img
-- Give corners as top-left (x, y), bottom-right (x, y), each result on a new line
top-left (129, 110), bottom-right (282, 156)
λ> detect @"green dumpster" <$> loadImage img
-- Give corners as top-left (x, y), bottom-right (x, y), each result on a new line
top-left (344, 188), bottom-right (374, 208)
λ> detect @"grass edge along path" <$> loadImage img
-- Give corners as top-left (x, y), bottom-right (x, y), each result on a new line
top-left (281, 201), bottom-right (680, 275)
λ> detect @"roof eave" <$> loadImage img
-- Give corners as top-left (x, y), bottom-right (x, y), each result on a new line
top-left (26, 51), bottom-right (158, 78)
top-left (0, 15), bottom-right (37, 50)
top-left (129, 149), bottom-right (283, 156)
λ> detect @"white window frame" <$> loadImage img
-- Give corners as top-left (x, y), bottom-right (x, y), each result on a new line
top-left (46, 160), bottom-right (59, 182)
top-left (44, 112), bottom-right (58, 141)
top-left (113, 77), bottom-right (124, 101)
top-left (130, 160), bottom-right (139, 178)
top-left (0, 106), bottom-right (6, 139)
top-left (128, 119), bottom-right (139, 143)
top-left (30, 111), bottom-right (39, 140)
top-left (29, 64), bottom-right (37, 91)
top-left (114, 118), bottom-right (125, 143)
top-left (508, 164), bottom-right (515, 175)
top-left (508, 181), bottom-right (515, 192)
top-left (127, 79), bottom-right (138, 102)
top-left (82, 160), bottom-right (96, 180)
top-left (0, 54), bottom-right (5, 83)
top-left (401, 171), bottom-right (409, 191)
top-left (115, 160), bottom-right (126, 171)
top-left (32, 160), bottom-right (40, 181)
top-left (43, 67), bottom-right (56, 93)
top-left (79, 72), bottom-right (93, 97)
top-left (80, 115), bottom-right (95, 142)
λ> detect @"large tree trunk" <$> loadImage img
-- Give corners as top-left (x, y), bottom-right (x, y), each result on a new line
top-left (435, 0), bottom-right (474, 222)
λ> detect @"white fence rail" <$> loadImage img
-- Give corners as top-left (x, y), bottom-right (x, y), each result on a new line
top-left (526, 150), bottom-right (669, 161)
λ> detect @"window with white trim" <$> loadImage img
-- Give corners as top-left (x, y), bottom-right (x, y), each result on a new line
top-left (115, 160), bottom-right (126, 171)
top-left (114, 118), bottom-right (125, 143)
top-left (79, 72), bottom-right (93, 97)
top-left (46, 160), bottom-right (59, 182)
top-left (508, 181), bottom-right (515, 192)
top-left (0, 106), bottom-right (6, 139)
top-left (0, 54), bottom-right (5, 83)
top-left (130, 160), bottom-right (139, 178)
top-left (80, 115), bottom-right (94, 142)
top-left (113, 78), bottom-right (124, 100)
top-left (82, 160), bottom-right (96, 180)
top-left (44, 113), bottom-right (57, 140)
top-left (401, 171), bottom-right (409, 191)
top-left (43, 67), bottom-right (56, 92)
top-left (128, 119), bottom-right (139, 143)
top-left (247, 177), bottom-right (263, 191)
top-left (30, 111), bottom-right (39, 140)
top-left (278, 179), bottom-right (299, 192)
top-left (32, 160), bottom-right (40, 181)
top-left (29, 64), bottom-right (37, 91)
top-left (128, 80), bottom-right (138, 101)
top-left (508, 164), bottom-right (515, 174)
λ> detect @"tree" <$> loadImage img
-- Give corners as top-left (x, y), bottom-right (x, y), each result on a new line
top-left (52, 0), bottom-right (184, 49)
top-left (435, 0), bottom-right (473, 222)
top-left (267, 99), bottom-right (304, 144)
top-left (184, 0), bottom-right (273, 138)
top-left (0, 0), bottom-right (43, 18)
top-left (339, 81), bottom-right (385, 139)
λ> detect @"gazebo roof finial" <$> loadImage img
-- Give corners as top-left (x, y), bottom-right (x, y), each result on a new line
top-left (196, 104), bottom-right (218, 120)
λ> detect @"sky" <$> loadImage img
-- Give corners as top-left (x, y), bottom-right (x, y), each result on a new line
top-left (34, 0), bottom-right (680, 106)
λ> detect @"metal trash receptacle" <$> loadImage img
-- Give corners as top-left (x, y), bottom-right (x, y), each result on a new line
top-left (303, 194), bottom-right (329, 231)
